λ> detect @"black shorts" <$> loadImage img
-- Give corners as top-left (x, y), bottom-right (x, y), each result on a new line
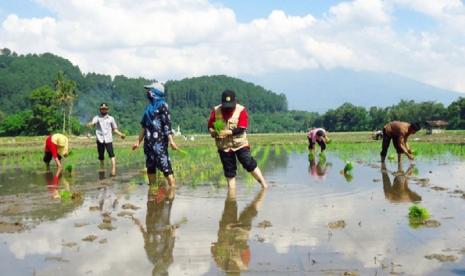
top-left (145, 150), bottom-right (173, 177)
top-left (97, 141), bottom-right (115, 160)
top-left (218, 147), bottom-right (257, 178)
top-left (43, 152), bottom-right (62, 163)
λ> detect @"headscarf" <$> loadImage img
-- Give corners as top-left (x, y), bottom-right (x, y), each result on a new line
top-left (142, 85), bottom-right (166, 127)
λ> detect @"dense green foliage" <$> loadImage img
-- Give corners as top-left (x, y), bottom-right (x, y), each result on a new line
top-left (0, 49), bottom-right (464, 135)
top-left (314, 100), bottom-right (461, 132)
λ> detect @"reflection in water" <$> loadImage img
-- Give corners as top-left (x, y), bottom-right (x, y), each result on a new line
top-left (44, 168), bottom-right (70, 199)
top-left (381, 163), bottom-right (421, 203)
top-left (98, 187), bottom-right (118, 214)
top-left (308, 160), bottom-right (331, 181)
top-left (134, 186), bottom-right (176, 276)
top-left (98, 170), bottom-right (106, 180)
top-left (211, 188), bottom-right (266, 274)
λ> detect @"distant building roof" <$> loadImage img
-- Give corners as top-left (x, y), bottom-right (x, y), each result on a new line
top-left (426, 120), bottom-right (448, 127)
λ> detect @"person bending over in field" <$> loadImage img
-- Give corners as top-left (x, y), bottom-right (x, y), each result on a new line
top-left (307, 128), bottom-right (329, 155)
top-left (43, 133), bottom-right (69, 170)
top-left (87, 103), bottom-right (126, 176)
top-left (380, 121), bottom-right (421, 164)
top-left (208, 89), bottom-right (267, 189)
top-left (132, 82), bottom-right (178, 187)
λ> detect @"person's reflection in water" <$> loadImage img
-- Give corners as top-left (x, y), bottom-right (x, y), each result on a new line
top-left (211, 188), bottom-right (267, 274)
top-left (381, 162), bottom-right (421, 203)
top-left (98, 170), bottom-right (106, 181)
top-left (44, 166), bottom-right (67, 199)
top-left (308, 160), bottom-right (331, 181)
top-left (133, 186), bottom-right (175, 276)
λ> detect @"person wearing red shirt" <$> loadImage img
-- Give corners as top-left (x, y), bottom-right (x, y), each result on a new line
top-left (43, 133), bottom-right (69, 170)
top-left (208, 90), bottom-right (267, 189)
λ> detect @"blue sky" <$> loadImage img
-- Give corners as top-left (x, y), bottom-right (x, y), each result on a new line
top-left (0, 0), bottom-right (53, 20)
top-left (212, 0), bottom-right (342, 21)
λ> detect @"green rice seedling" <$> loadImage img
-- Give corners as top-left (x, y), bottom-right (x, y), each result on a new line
top-left (343, 161), bottom-right (353, 174)
top-left (295, 144), bottom-right (306, 154)
top-left (319, 152), bottom-right (327, 163)
top-left (283, 144), bottom-right (293, 155)
top-left (177, 149), bottom-right (189, 156)
top-left (408, 204), bottom-right (430, 227)
top-left (318, 159), bottom-right (327, 167)
top-left (340, 161), bottom-right (354, 182)
top-left (387, 154), bottom-right (396, 161)
top-left (60, 190), bottom-right (71, 201)
top-left (326, 138), bottom-right (332, 145)
top-left (213, 120), bottom-right (225, 133)
top-left (65, 164), bottom-right (73, 174)
top-left (258, 145), bottom-right (271, 167)
top-left (251, 145), bottom-right (263, 158)
top-left (409, 204), bottom-right (429, 220)
top-left (274, 144), bottom-right (282, 157)
top-left (290, 143), bottom-right (300, 153)
top-left (308, 152), bottom-right (315, 162)
top-left (343, 172), bottom-right (353, 182)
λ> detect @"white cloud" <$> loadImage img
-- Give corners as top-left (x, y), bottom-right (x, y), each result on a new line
top-left (0, 0), bottom-right (465, 93)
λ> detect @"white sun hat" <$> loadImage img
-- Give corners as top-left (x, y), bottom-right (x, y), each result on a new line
top-left (144, 82), bottom-right (165, 93)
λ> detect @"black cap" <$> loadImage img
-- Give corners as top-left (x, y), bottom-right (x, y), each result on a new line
top-left (100, 103), bottom-right (109, 109)
top-left (221, 90), bottom-right (236, 108)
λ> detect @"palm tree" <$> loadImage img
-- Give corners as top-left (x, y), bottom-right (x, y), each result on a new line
top-left (65, 80), bottom-right (77, 134)
top-left (55, 71), bottom-right (67, 133)
top-left (55, 71), bottom-right (77, 134)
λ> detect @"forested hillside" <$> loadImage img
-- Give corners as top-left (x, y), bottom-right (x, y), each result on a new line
top-left (0, 49), bottom-right (295, 134)
top-left (0, 49), bottom-right (464, 136)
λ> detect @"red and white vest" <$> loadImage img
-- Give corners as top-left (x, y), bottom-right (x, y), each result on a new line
top-left (214, 104), bottom-right (249, 151)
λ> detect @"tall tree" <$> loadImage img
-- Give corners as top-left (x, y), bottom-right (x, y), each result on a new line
top-left (55, 71), bottom-right (77, 134)
top-left (28, 85), bottom-right (61, 134)
top-left (447, 97), bottom-right (465, 129)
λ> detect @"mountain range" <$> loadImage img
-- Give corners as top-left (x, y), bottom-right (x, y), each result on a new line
top-left (243, 69), bottom-right (463, 113)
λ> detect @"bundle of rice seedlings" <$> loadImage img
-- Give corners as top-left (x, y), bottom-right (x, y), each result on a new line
top-left (60, 190), bottom-right (71, 201)
top-left (65, 164), bottom-right (73, 174)
top-left (343, 161), bottom-right (353, 174)
top-left (308, 152), bottom-right (315, 162)
top-left (213, 120), bottom-right (225, 133)
top-left (408, 204), bottom-right (429, 222)
top-left (319, 152), bottom-right (327, 163)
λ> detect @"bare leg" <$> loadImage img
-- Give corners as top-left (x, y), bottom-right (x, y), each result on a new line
top-left (251, 167), bottom-right (268, 189)
top-left (166, 174), bottom-right (176, 187)
top-left (227, 177), bottom-right (236, 189)
top-left (45, 162), bottom-right (50, 171)
top-left (227, 185), bottom-right (236, 199)
top-left (99, 160), bottom-right (104, 171)
top-left (148, 173), bottom-right (157, 185)
top-left (397, 153), bottom-right (402, 165)
top-left (110, 157), bottom-right (116, 176)
top-left (252, 188), bottom-right (267, 210)
top-left (380, 134), bottom-right (391, 163)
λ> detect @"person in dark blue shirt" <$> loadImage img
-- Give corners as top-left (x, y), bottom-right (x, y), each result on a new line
top-left (132, 82), bottom-right (178, 186)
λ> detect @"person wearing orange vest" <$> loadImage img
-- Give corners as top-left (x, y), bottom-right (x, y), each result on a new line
top-left (208, 90), bottom-right (267, 189)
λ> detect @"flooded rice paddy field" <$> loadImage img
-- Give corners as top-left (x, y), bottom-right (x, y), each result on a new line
top-left (1, 144), bottom-right (465, 275)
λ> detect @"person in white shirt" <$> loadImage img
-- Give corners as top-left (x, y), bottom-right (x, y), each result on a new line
top-left (87, 103), bottom-right (126, 176)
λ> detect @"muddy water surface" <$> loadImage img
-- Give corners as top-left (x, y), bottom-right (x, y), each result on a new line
top-left (1, 149), bottom-right (465, 275)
